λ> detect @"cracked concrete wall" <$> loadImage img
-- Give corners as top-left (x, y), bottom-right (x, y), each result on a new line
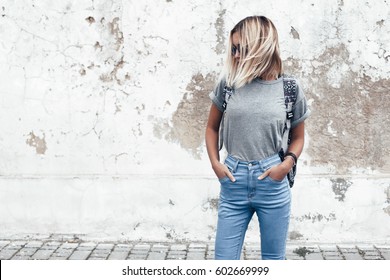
top-left (0, 0), bottom-right (389, 242)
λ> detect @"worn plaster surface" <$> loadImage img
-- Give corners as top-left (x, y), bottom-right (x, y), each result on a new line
top-left (0, 0), bottom-right (389, 242)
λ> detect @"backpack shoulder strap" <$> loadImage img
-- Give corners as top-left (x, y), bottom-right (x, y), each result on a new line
top-left (281, 75), bottom-right (298, 154)
top-left (219, 83), bottom-right (234, 150)
top-left (222, 84), bottom-right (234, 109)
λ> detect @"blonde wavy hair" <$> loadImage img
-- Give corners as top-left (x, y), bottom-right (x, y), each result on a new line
top-left (224, 16), bottom-right (283, 88)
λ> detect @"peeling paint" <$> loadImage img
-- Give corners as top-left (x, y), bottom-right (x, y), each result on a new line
top-left (386, 186), bottom-right (390, 203)
top-left (289, 231), bottom-right (304, 240)
top-left (99, 56), bottom-right (125, 84)
top-left (376, 19), bottom-right (385, 27)
top-left (94, 41), bottom-right (103, 51)
top-left (202, 197), bottom-right (219, 212)
top-left (85, 16), bottom-right (95, 24)
top-left (331, 178), bottom-right (352, 201)
top-left (383, 186), bottom-right (390, 216)
top-left (108, 17), bottom-right (124, 51)
top-left (290, 26), bottom-right (300, 40)
top-left (384, 206), bottom-right (390, 216)
top-left (133, 222), bottom-right (140, 230)
top-left (26, 131), bottom-right (47, 155)
top-left (284, 43), bottom-right (390, 173)
top-left (214, 8), bottom-right (226, 54)
top-left (154, 72), bottom-right (216, 158)
top-left (293, 212), bottom-right (336, 223)
top-left (293, 247), bottom-right (314, 258)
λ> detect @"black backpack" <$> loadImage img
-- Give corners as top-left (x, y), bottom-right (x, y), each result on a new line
top-left (219, 75), bottom-right (298, 187)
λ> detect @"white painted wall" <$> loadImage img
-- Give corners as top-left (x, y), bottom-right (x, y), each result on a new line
top-left (0, 0), bottom-right (389, 243)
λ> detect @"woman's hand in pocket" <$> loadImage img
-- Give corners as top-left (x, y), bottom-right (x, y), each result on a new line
top-left (212, 162), bottom-right (236, 182)
top-left (258, 164), bottom-right (289, 182)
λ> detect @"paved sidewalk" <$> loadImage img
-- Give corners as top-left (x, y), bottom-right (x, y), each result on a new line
top-left (0, 237), bottom-right (389, 260)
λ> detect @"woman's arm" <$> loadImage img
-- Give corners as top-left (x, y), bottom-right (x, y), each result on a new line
top-left (258, 121), bottom-right (305, 181)
top-left (205, 104), bottom-right (235, 181)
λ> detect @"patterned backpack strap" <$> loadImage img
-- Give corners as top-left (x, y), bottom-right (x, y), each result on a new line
top-left (281, 75), bottom-right (298, 187)
top-left (222, 85), bottom-right (234, 109)
top-left (281, 76), bottom-right (297, 153)
top-left (219, 84), bottom-right (234, 150)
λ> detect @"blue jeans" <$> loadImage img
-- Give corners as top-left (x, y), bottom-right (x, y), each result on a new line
top-left (215, 154), bottom-right (291, 260)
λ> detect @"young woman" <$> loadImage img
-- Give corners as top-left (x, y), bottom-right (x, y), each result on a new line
top-left (205, 16), bottom-right (310, 260)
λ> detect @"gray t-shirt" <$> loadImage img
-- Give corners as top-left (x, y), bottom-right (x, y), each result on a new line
top-left (209, 76), bottom-right (310, 161)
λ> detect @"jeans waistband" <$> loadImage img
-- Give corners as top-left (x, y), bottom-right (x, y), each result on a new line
top-left (225, 154), bottom-right (281, 173)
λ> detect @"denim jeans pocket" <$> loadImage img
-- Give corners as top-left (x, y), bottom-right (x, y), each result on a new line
top-left (265, 174), bottom-right (286, 184)
top-left (217, 159), bottom-right (235, 183)
top-left (218, 176), bottom-right (231, 183)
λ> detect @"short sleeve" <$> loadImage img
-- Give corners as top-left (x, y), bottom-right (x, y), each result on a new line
top-left (291, 80), bottom-right (311, 128)
top-left (209, 78), bottom-right (226, 112)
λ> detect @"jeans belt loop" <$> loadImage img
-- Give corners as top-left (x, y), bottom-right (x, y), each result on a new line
top-left (232, 158), bottom-right (239, 173)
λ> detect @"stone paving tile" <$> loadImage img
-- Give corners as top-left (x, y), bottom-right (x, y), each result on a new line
top-left (68, 250), bottom-right (93, 260)
top-left (379, 250), bottom-right (390, 260)
top-left (0, 241), bottom-right (10, 250)
top-left (0, 250), bottom-right (19, 260)
top-left (356, 245), bottom-right (384, 260)
top-left (245, 254), bottom-right (260, 260)
top-left (108, 251), bottom-right (129, 260)
top-left (89, 250), bottom-right (112, 260)
top-left (167, 250), bottom-right (187, 260)
top-left (107, 244), bottom-right (132, 260)
top-left (132, 244), bottom-right (151, 250)
top-left (127, 254), bottom-right (148, 260)
top-left (360, 254), bottom-right (383, 260)
top-left (206, 245), bottom-right (215, 260)
top-left (42, 241), bottom-right (62, 248)
top-left (189, 243), bottom-right (207, 249)
top-left (150, 244), bottom-right (169, 254)
top-left (375, 245), bottom-right (390, 249)
top-left (286, 254), bottom-right (305, 260)
top-left (338, 247), bottom-right (364, 260)
top-left (50, 245), bottom-right (77, 260)
top-left (147, 252), bottom-right (167, 260)
top-left (304, 253), bottom-right (324, 260)
top-left (28, 241), bottom-right (62, 260)
top-left (318, 245), bottom-right (344, 260)
top-left (59, 242), bottom-right (79, 250)
top-left (11, 247), bottom-right (39, 260)
top-left (186, 252), bottom-right (206, 260)
top-left (24, 241), bottom-right (44, 248)
top-left (170, 244), bottom-right (187, 251)
top-left (245, 247), bottom-right (261, 260)
top-left (116, 244), bottom-right (133, 251)
top-left (0, 241), bottom-right (27, 260)
top-left (1, 239), bottom-right (390, 260)
top-left (342, 254), bottom-right (364, 260)
top-left (31, 248), bottom-right (56, 260)
top-left (96, 243), bottom-right (115, 250)
top-left (5, 241), bottom-right (26, 250)
top-left (77, 242), bottom-right (97, 250)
